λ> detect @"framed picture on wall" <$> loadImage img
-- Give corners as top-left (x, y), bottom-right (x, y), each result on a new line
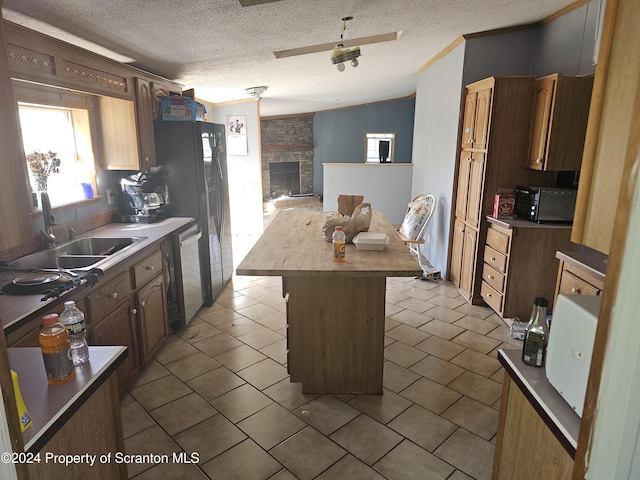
top-left (227, 115), bottom-right (247, 155)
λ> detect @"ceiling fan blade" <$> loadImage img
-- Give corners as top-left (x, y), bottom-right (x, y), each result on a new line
top-left (273, 31), bottom-right (403, 59)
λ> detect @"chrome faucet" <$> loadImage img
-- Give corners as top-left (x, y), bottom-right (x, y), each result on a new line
top-left (40, 192), bottom-right (57, 248)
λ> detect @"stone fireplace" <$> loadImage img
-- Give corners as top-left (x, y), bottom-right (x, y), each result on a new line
top-left (260, 115), bottom-right (314, 201)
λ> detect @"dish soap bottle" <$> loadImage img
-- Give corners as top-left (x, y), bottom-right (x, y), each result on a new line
top-left (522, 297), bottom-right (549, 367)
top-left (332, 226), bottom-right (346, 262)
top-left (10, 370), bottom-right (31, 432)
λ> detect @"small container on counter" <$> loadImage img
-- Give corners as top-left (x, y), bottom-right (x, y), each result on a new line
top-left (39, 313), bottom-right (76, 385)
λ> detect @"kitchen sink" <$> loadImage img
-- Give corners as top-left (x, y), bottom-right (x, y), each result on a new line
top-left (9, 236), bottom-right (145, 270)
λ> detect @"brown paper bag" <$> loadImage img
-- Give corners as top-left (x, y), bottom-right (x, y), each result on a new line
top-left (323, 203), bottom-right (372, 243)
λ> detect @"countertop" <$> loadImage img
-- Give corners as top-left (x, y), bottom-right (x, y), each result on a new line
top-left (556, 244), bottom-right (607, 279)
top-left (9, 346), bottom-right (126, 453)
top-left (498, 348), bottom-right (581, 457)
top-left (1, 217), bottom-right (195, 334)
top-left (237, 210), bottom-right (422, 277)
top-left (487, 216), bottom-right (573, 230)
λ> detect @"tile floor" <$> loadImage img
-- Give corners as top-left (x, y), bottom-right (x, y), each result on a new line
top-left (120, 272), bottom-right (522, 480)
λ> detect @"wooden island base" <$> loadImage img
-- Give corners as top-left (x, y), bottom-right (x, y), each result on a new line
top-left (285, 276), bottom-right (386, 394)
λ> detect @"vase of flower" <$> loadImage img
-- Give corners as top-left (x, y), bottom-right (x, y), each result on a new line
top-left (26, 150), bottom-right (61, 203)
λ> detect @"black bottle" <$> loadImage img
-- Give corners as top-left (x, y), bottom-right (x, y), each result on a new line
top-left (521, 297), bottom-right (550, 367)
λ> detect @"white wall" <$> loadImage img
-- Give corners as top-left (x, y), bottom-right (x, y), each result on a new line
top-left (209, 100), bottom-right (264, 264)
top-left (323, 164), bottom-right (413, 225)
top-left (411, 43), bottom-right (466, 278)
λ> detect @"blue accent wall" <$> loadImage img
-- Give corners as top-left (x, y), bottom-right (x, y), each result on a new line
top-left (313, 97), bottom-right (415, 195)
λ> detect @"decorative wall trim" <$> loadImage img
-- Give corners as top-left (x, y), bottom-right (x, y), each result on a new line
top-left (62, 61), bottom-right (128, 92)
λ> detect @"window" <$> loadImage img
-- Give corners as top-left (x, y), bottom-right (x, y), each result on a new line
top-left (365, 133), bottom-right (395, 163)
top-left (14, 84), bottom-right (98, 210)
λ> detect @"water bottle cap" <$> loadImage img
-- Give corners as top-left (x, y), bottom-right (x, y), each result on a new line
top-left (533, 297), bottom-right (549, 307)
top-left (335, 226), bottom-right (343, 231)
top-left (64, 300), bottom-right (76, 308)
top-left (42, 313), bottom-right (60, 325)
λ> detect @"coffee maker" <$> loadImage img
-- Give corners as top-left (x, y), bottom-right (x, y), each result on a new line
top-left (115, 172), bottom-right (167, 223)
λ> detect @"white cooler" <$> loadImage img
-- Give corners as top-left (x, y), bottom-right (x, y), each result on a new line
top-left (545, 294), bottom-right (601, 417)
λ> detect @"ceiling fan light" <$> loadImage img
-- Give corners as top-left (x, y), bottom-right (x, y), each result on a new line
top-left (351, 58), bottom-right (359, 68)
top-left (337, 62), bottom-right (346, 72)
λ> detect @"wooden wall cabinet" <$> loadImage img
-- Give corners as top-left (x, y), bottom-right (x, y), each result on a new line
top-left (527, 74), bottom-right (594, 171)
top-left (134, 77), bottom-right (157, 170)
top-left (480, 221), bottom-right (573, 320)
top-left (451, 76), bottom-right (556, 304)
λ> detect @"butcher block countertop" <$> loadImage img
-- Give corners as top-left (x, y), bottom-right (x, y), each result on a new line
top-left (236, 210), bottom-right (422, 278)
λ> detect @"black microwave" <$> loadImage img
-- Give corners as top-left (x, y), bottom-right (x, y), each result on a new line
top-left (515, 186), bottom-right (577, 223)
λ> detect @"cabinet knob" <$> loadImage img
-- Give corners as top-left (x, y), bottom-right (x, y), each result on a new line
top-left (536, 158), bottom-right (543, 164)
top-left (141, 301), bottom-right (146, 308)
top-left (571, 287), bottom-right (581, 294)
top-left (490, 257), bottom-right (496, 261)
top-left (131, 308), bottom-right (137, 315)
top-left (487, 275), bottom-right (493, 279)
top-left (466, 157), bottom-right (472, 163)
top-left (486, 292), bottom-right (492, 298)
top-left (110, 292), bottom-right (117, 299)
top-left (468, 138), bottom-right (475, 143)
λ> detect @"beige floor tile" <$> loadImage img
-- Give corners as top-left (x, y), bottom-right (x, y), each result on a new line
top-left (453, 315), bottom-right (500, 335)
top-left (176, 322), bottom-right (222, 343)
top-left (263, 378), bottom-right (321, 410)
top-left (210, 383), bottom-right (273, 423)
top-left (348, 388), bottom-right (412, 424)
top-left (237, 403), bottom-right (307, 450)
top-left (425, 306), bottom-right (466, 323)
top-left (294, 395), bottom-right (360, 436)
top-left (384, 302), bottom-right (405, 317)
top-left (259, 338), bottom-right (288, 364)
top-left (185, 366), bottom-right (245, 401)
top-left (442, 396), bottom-right (499, 440)
top-left (214, 344), bottom-right (268, 372)
top-left (124, 425), bottom-right (181, 478)
top-left (414, 335), bottom-right (466, 361)
top-left (201, 439), bottom-right (282, 480)
top-left (149, 392), bottom-right (217, 436)
top-left (449, 469), bottom-right (475, 480)
top-left (164, 351), bottom-right (222, 381)
top-left (451, 330), bottom-right (502, 354)
top-left (197, 304), bottom-right (244, 326)
top-left (330, 414), bottom-right (403, 465)
top-left (387, 404), bottom-right (458, 452)
top-left (434, 428), bottom-right (495, 480)
top-left (316, 454), bottom-right (387, 479)
top-left (427, 294), bottom-right (468, 310)
top-left (237, 302), bottom-right (281, 321)
top-left (385, 291), bottom-right (410, 305)
top-left (394, 297), bottom-right (436, 315)
top-left (453, 301), bottom-right (496, 319)
top-left (216, 316), bottom-right (263, 337)
top-left (253, 310), bottom-right (287, 331)
top-left (382, 361), bottom-right (421, 393)
top-left (450, 348), bottom-right (502, 378)
top-left (192, 332), bottom-right (243, 357)
top-left (388, 308), bottom-right (433, 328)
top-left (384, 341), bottom-right (427, 368)
top-left (237, 358), bottom-right (289, 390)
top-left (373, 439), bottom-right (455, 480)
top-left (238, 284), bottom-right (278, 299)
top-left (419, 319), bottom-right (466, 340)
top-left (430, 283), bottom-right (463, 298)
top-left (400, 377), bottom-right (462, 414)
top-left (238, 326), bottom-right (286, 349)
top-left (119, 391), bottom-right (135, 406)
top-left (386, 324), bottom-right (431, 346)
top-left (153, 337), bottom-right (199, 365)
top-left (490, 368), bottom-right (505, 384)
top-left (410, 355), bottom-right (465, 385)
top-left (216, 293), bottom-right (260, 311)
top-left (269, 469), bottom-right (298, 479)
top-left (385, 317), bottom-right (402, 331)
top-left (270, 427), bottom-right (347, 480)
top-left (129, 358), bottom-right (171, 389)
top-left (448, 371), bottom-right (503, 406)
top-left (129, 375), bottom-right (192, 411)
top-left (120, 401), bottom-right (156, 439)
top-left (395, 286), bottom-right (439, 301)
top-left (173, 414), bottom-right (247, 464)
top-left (486, 324), bottom-right (522, 346)
top-left (131, 461), bottom-right (208, 479)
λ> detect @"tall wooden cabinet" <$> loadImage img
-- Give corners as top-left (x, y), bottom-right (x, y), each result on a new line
top-left (451, 77), bottom-right (556, 303)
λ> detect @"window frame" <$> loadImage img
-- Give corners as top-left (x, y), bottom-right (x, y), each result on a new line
top-left (364, 132), bottom-right (396, 164)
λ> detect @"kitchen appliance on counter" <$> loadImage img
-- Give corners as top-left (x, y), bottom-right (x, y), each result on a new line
top-left (151, 121), bottom-right (233, 306)
top-left (515, 186), bottom-right (577, 224)
top-left (545, 294), bottom-right (601, 417)
top-left (115, 172), bottom-right (168, 223)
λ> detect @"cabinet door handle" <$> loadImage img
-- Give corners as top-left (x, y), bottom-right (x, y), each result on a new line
top-left (536, 158), bottom-right (543, 164)
top-left (110, 292), bottom-right (118, 299)
top-left (141, 301), bottom-right (146, 308)
top-left (571, 287), bottom-right (581, 294)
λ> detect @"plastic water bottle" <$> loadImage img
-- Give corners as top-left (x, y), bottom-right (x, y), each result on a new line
top-left (332, 226), bottom-right (346, 262)
top-left (59, 300), bottom-right (89, 365)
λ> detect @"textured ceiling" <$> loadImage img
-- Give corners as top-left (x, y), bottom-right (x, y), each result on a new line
top-left (2, 0), bottom-right (577, 117)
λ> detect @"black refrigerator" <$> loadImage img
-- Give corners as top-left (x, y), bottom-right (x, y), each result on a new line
top-left (151, 121), bottom-right (233, 306)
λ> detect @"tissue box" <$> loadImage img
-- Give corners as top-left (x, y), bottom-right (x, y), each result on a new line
top-left (493, 189), bottom-right (516, 219)
top-left (160, 96), bottom-right (206, 121)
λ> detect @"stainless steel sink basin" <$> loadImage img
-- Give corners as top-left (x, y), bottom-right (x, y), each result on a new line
top-left (9, 236), bottom-right (145, 270)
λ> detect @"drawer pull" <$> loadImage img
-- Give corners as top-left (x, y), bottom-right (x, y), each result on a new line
top-left (110, 292), bottom-right (118, 299)
top-left (490, 257), bottom-right (496, 261)
top-left (145, 265), bottom-right (155, 271)
top-left (487, 275), bottom-right (493, 279)
top-left (536, 158), bottom-right (543, 164)
top-left (131, 308), bottom-right (137, 315)
top-left (486, 292), bottom-right (492, 298)
top-left (141, 301), bottom-right (146, 308)
top-left (571, 287), bottom-right (581, 294)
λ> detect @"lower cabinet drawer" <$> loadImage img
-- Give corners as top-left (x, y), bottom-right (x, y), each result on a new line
top-left (559, 269), bottom-right (600, 296)
top-left (481, 281), bottom-right (503, 313)
top-left (132, 250), bottom-right (162, 289)
top-left (486, 227), bottom-right (510, 254)
top-left (484, 246), bottom-right (508, 274)
top-left (87, 271), bottom-right (131, 322)
top-left (482, 263), bottom-right (505, 293)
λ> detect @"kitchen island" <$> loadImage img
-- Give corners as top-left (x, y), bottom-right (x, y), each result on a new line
top-left (236, 210), bottom-right (422, 394)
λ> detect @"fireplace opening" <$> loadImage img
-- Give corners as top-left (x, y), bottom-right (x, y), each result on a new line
top-left (269, 162), bottom-right (300, 197)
